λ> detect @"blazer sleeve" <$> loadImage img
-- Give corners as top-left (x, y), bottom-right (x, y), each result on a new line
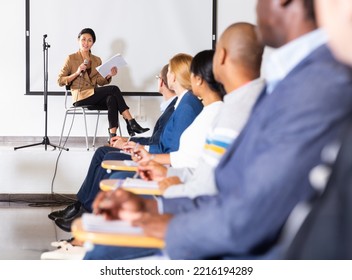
top-left (57, 55), bottom-right (72, 87)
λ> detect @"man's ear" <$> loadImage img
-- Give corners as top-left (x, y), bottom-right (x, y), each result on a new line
top-left (280, 0), bottom-right (293, 7)
top-left (218, 48), bottom-right (226, 66)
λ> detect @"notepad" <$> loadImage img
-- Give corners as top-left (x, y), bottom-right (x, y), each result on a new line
top-left (123, 160), bottom-right (138, 167)
top-left (96, 53), bottom-right (127, 77)
top-left (82, 213), bottom-right (143, 234)
top-left (123, 177), bottom-right (158, 189)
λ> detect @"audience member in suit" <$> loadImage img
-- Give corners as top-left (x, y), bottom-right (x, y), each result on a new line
top-left (48, 64), bottom-right (177, 228)
top-left (58, 27), bottom-right (149, 141)
top-left (137, 22), bottom-right (265, 199)
top-left (111, 64), bottom-right (177, 149)
top-left (91, 0), bottom-right (352, 260)
top-left (284, 0), bottom-right (352, 259)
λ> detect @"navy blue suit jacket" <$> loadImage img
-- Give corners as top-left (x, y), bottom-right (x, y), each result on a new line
top-left (149, 91), bottom-right (203, 154)
top-left (163, 45), bottom-right (352, 259)
top-left (131, 97), bottom-right (177, 146)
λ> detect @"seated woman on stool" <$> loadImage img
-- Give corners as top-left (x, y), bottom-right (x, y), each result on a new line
top-left (57, 27), bottom-right (149, 143)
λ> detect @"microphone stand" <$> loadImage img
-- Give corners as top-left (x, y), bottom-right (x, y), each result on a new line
top-left (14, 35), bottom-right (68, 151)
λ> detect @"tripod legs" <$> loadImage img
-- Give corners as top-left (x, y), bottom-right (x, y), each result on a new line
top-left (14, 136), bottom-right (69, 151)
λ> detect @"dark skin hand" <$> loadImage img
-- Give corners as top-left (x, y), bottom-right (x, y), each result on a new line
top-left (133, 213), bottom-right (173, 239)
top-left (92, 188), bottom-right (158, 221)
top-left (92, 189), bottom-right (172, 239)
top-left (158, 176), bottom-right (182, 192)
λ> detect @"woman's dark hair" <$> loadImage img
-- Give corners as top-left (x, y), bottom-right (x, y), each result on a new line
top-left (190, 49), bottom-right (225, 98)
top-left (78, 28), bottom-right (96, 43)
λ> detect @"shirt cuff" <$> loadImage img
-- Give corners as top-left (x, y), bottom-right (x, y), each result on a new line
top-left (154, 196), bottom-right (164, 214)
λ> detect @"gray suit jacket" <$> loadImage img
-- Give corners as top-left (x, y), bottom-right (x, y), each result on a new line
top-left (162, 45), bottom-right (352, 259)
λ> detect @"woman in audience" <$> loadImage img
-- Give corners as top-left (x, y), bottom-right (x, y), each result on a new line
top-left (57, 27), bottom-right (149, 142)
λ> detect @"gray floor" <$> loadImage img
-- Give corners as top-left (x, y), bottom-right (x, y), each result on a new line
top-left (0, 138), bottom-right (91, 260)
top-left (0, 200), bottom-right (73, 260)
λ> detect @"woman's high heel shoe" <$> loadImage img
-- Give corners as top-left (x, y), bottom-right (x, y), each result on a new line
top-left (125, 119), bottom-right (150, 136)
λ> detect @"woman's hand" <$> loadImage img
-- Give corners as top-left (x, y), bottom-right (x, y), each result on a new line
top-left (122, 142), bottom-right (150, 163)
top-left (76, 62), bottom-right (87, 75)
top-left (106, 66), bottom-right (118, 79)
top-left (112, 136), bottom-right (128, 149)
top-left (138, 161), bottom-right (168, 182)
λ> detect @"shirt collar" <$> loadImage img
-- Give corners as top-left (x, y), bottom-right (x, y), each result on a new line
top-left (264, 29), bottom-right (328, 94)
top-left (160, 96), bottom-right (177, 112)
top-left (174, 90), bottom-right (188, 109)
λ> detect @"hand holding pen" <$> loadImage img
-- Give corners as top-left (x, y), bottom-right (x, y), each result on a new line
top-left (130, 144), bottom-right (152, 164)
top-left (93, 188), bottom-right (148, 222)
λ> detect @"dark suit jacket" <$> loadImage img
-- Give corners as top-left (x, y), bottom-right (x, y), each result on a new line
top-left (162, 45), bottom-right (352, 259)
top-left (149, 91), bottom-right (203, 154)
top-left (286, 119), bottom-right (352, 259)
top-left (131, 97), bottom-right (177, 146)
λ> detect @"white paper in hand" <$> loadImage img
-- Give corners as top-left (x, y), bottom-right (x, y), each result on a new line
top-left (96, 53), bottom-right (127, 77)
top-left (82, 213), bottom-right (143, 234)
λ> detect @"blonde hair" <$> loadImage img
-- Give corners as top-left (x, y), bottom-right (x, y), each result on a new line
top-left (169, 53), bottom-right (193, 90)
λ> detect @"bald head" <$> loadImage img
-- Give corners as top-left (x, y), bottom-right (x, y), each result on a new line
top-left (213, 22), bottom-right (264, 93)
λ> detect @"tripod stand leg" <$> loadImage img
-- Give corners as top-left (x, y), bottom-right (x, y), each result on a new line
top-left (14, 142), bottom-right (45, 151)
top-left (44, 136), bottom-right (69, 151)
top-left (13, 137), bottom-right (69, 151)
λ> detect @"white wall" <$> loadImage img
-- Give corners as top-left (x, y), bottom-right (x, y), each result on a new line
top-left (0, 0), bottom-right (257, 138)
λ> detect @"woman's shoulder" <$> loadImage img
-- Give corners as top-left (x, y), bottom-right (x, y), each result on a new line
top-left (90, 53), bottom-right (102, 63)
top-left (65, 51), bottom-right (81, 62)
top-left (182, 91), bottom-right (203, 106)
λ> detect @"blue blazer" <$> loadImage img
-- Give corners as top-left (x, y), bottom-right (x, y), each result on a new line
top-left (149, 91), bottom-right (203, 154)
top-left (163, 45), bottom-right (352, 259)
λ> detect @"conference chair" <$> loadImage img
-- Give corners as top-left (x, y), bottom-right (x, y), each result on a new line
top-left (59, 86), bottom-right (121, 151)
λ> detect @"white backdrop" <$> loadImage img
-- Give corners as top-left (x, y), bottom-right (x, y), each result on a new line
top-left (29, 0), bottom-right (213, 93)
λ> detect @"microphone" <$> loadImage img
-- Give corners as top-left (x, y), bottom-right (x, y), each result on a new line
top-left (80, 59), bottom-right (89, 76)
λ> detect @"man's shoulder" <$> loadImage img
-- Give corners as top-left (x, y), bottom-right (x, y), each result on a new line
top-left (280, 44), bottom-right (352, 93)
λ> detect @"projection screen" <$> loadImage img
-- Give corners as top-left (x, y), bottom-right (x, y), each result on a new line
top-left (26, 0), bottom-right (215, 95)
